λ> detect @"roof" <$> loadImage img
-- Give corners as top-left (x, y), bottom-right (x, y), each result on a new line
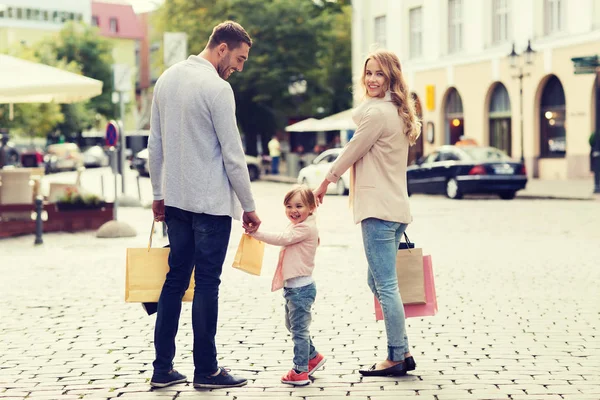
top-left (91, 1), bottom-right (144, 40)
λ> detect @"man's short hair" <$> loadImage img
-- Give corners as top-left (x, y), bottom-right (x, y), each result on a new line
top-left (207, 21), bottom-right (252, 50)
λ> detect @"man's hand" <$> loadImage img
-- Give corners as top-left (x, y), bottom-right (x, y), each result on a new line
top-left (242, 211), bottom-right (261, 233)
top-left (313, 180), bottom-right (330, 206)
top-left (152, 200), bottom-right (165, 222)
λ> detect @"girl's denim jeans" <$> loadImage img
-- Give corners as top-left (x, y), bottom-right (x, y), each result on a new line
top-left (283, 282), bottom-right (318, 372)
top-left (361, 217), bottom-right (410, 362)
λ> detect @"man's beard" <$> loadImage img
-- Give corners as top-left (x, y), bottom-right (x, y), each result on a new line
top-left (217, 55), bottom-right (232, 80)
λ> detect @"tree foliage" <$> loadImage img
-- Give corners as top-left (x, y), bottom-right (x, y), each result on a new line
top-left (153, 0), bottom-right (352, 155)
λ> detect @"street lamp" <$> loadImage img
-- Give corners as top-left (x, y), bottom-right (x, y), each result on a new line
top-left (508, 39), bottom-right (535, 164)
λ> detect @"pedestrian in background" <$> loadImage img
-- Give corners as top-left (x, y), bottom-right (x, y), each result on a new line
top-left (268, 135), bottom-right (281, 174)
top-left (148, 21), bottom-right (261, 389)
top-left (249, 186), bottom-right (326, 386)
top-left (313, 49), bottom-right (421, 377)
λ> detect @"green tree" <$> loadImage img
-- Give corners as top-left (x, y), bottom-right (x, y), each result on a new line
top-left (41, 22), bottom-right (115, 129)
top-left (153, 0), bottom-right (352, 155)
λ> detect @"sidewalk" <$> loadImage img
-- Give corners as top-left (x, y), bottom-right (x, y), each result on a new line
top-left (262, 173), bottom-right (598, 201)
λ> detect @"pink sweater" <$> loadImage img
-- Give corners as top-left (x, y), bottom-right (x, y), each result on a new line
top-left (250, 215), bottom-right (319, 291)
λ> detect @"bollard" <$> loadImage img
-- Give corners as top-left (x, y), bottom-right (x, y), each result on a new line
top-left (162, 221), bottom-right (167, 237)
top-left (34, 196), bottom-right (43, 245)
top-left (101, 174), bottom-right (105, 198)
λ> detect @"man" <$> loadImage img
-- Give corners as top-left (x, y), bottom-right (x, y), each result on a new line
top-left (148, 21), bottom-right (261, 389)
top-left (268, 135), bottom-right (281, 174)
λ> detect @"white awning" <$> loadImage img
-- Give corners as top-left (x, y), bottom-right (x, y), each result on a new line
top-left (0, 54), bottom-right (103, 104)
top-left (284, 109), bottom-right (356, 133)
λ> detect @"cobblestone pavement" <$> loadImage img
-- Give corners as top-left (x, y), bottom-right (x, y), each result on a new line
top-left (1, 181), bottom-right (599, 400)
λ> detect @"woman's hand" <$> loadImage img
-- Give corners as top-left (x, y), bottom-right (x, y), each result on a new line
top-left (313, 180), bottom-right (330, 206)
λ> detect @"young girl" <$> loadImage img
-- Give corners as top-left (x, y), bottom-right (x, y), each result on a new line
top-left (249, 185), bottom-right (325, 386)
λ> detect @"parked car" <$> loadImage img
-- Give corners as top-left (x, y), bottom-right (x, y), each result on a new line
top-left (44, 143), bottom-right (84, 173)
top-left (131, 148), bottom-right (262, 181)
top-left (82, 146), bottom-right (110, 168)
top-left (297, 148), bottom-right (349, 195)
top-left (407, 145), bottom-right (527, 200)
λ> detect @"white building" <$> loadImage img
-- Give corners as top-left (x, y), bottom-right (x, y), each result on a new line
top-left (0, 1), bottom-right (91, 48)
top-left (352, 0), bottom-right (600, 179)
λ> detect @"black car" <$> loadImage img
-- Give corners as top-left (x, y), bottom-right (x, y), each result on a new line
top-left (407, 145), bottom-right (527, 200)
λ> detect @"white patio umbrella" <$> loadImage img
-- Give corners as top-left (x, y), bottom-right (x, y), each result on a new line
top-left (0, 54), bottom-right (103, 118)
top-left (285, 117), bottom-right (321, 132)
top-left (317, 109), bottom-right (356, 131)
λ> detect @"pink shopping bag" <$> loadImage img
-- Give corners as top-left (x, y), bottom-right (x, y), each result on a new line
top-left (375, 255), bottom-right (437, 320)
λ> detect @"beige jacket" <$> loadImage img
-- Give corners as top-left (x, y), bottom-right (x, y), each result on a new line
top-left (326, 93), bottom-right (412, 224)
top-left (251, 215), bottom-right (319, 291)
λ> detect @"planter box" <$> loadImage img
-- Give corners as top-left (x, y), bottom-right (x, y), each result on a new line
top-left (0, 202), bottom-right (114, 238)
top-left (55, 201), bottom-right (108, 212)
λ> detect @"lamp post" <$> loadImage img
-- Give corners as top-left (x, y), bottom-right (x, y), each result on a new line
top-left (508, 39), bottom-right (535, 164)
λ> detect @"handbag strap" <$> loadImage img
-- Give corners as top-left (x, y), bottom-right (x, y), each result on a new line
top-left (403, 232), bottom-right (412, 246)
top-left (147, 220), bottom-right (155, 251)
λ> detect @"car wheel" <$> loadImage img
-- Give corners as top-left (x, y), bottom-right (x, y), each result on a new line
top-left (445, 178), bottom-right (463, 199)
top-left (335, 180), bottom-right (348, 196)
top-left (499, 191), bottom-right (516, 200)
top-left (248, 165), bottom-right (260, 181)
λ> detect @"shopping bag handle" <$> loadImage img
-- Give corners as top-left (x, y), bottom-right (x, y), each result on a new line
top-left (403, 232), bottom-right (412, 246)
top-left (148, 220), bottom-right (156, 251)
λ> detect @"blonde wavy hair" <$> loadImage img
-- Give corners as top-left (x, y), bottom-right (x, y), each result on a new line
top-left (361, 50), bottom-right (422, 145)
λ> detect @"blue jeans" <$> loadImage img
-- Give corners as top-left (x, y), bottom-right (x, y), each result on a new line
top-left (283, 283), bottom-right (318, 372)
top-left (153, 206), bottom-right (232, 376)
top-left (271, 156), bottom-right (280, 174)
top-left (361, 218), bottom-right (409, 362)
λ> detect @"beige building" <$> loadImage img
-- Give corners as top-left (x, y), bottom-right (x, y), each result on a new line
top-left (352, 0), bottom-right (600, 179)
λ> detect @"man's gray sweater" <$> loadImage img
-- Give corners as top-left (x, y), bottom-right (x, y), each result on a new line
top-left (148, 55), bottom-right (255, 220)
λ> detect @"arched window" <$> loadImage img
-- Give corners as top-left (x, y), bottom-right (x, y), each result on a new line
top-left (445, 88), bottom-right (464, 144)
top-left (540, 75), bottom-right (566, 158)
top-left (489, 83), bottom-right (512, 155)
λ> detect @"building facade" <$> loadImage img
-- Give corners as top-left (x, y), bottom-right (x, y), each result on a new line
top-left (352, 0), bottom-right (600, 179)
top-left (0, 0), bottom-right (90, 49)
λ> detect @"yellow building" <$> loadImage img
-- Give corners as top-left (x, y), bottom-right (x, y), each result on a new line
top-left (352, 0), bottom-right (600, 180)
top-left (91, 1), bottom-right (144, 132)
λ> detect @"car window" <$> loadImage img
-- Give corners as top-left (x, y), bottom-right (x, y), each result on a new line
top-left (461, 147), bottom-right (510, 161)
top-left (439, 151), bottom-right (461, 161)
top-left (423, 152), bottom-right (440, 164)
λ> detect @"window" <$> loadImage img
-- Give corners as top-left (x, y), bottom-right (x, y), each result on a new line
top-left (409, 7), bottom-right (423, 58)
top-left (109, 17), bottom-right (119, 33)
top-left (540, 75), bottom-right (566, 157)
top-left (374, 16), bottom-right (386, 48)
top-left (42, 10), bottom-right (49, 21)
top-left (489, 83), bottom-right (512, 155)
top-left (15, 7), bottom-right (23, 19)
top-left (92, 15), bottom-right (99, 26)
top-left (492, 0), bottom-right (510, 43)
top-left (448, 0), bottom-right (463, 53)
top-left (544, 0), bottom-right (564, 34)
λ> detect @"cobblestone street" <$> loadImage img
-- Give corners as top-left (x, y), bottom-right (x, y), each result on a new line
top-left (1, 181), bottom-right (599, 400)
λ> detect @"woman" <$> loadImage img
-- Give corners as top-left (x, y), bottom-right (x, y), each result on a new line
top-left (313, 50), bottom-right (421, 376)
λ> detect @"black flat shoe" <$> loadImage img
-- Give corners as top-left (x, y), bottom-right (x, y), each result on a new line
top-left (359, 362), bottom-right (407, 377)
top-left (405, 356), bottom-right (416, 371)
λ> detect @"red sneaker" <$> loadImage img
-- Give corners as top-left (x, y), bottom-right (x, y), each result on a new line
top-left (308, 353), bottom-right (326, 376)
top-left (281, 369), bottom-right (310, 386)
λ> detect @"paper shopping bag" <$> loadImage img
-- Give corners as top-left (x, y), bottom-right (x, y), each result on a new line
top-left (396, 247), bottom-right (426, 305)
top-left (375, 255), bottom-right (437, 320)
top-left (125, 222), bottom-right (194, 302)
top-left (232, 234), bottom-right (265, 276)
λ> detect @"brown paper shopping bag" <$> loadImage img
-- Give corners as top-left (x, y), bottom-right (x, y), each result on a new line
top-left (396, 247), bottom-right (426, 305)
top-left (232, 234), bottom-right (265, 276)
top-left (125, 221), bottom-right (194, 302)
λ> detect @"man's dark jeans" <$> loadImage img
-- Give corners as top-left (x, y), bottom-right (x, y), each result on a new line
top-left (153, 206), bottom-right (232, 376)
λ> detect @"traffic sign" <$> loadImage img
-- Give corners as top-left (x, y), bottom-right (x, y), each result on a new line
top-left (105, 120), bottom-right (119, 148)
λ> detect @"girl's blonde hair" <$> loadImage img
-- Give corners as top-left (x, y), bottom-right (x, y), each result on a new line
top-left (284, 185), bottom-right (317, 212)
top-left (361, 50), bottom-right (422, 145)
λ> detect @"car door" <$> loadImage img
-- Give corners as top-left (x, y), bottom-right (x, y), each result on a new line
top-left (429, 149), bottom-right (462, 193)
top-left (419, 151), bottom-right (442, 193)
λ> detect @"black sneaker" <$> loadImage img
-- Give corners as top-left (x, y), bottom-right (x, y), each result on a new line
top-left (193, 368), bottom-right (248, 389)
top-left (150, 369), bottom-right (187, 388)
